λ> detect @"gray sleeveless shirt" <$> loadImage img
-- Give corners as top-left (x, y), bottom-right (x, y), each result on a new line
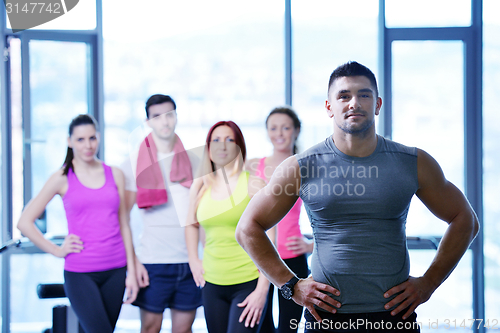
top-left (296, 135), bottom-right (418, 313)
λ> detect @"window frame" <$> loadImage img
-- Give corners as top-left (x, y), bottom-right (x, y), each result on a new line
top-left (0, 2), bottom-right (104, 332)
top-left (378, 0), bottom-right (484, 331)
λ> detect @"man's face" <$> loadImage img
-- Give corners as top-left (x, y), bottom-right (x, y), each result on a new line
top-left (147, 102), bottom-right (177, 140)
top-left (325, 76), bottom-right (382, 136)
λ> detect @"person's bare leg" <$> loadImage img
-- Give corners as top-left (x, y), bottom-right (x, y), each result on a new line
top-left (171, 309), bottom-right (197, 333)
top-left (140, 308), bottom-right (163, 333)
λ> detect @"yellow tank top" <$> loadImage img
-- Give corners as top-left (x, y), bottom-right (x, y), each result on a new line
top-left (196, 171), bottom-right (259, 285)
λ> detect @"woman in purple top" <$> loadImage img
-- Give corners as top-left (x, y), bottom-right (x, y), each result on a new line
top-left (246, 107), bottom-right (313, 333)
top-left (17, 114), bottom-right (138, 333)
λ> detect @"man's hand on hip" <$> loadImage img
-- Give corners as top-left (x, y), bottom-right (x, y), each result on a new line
top-left (384, 276), bottom-right (435, 320)
top-left (292, 276), bottom-right (342, 322)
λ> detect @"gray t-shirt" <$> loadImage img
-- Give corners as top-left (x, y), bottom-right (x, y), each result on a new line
top-left (296, 135), bottom-right (418, 313)
top-left (121, 150), bottom-right (199, 264)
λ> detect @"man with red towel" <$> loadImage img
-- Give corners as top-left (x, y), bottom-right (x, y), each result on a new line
top-left (121, 94), bottom-right (202, 333)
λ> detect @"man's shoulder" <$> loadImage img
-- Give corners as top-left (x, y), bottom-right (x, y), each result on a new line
top-left (296, 138), bottom-right (331, 161)
top-left (379, 136), bottom-right (418, 157)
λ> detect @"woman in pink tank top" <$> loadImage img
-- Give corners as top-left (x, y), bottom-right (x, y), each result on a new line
top-left (17, 114), bottom-right (138, 333)
top-left (246, 107), bottom-right (313, 333)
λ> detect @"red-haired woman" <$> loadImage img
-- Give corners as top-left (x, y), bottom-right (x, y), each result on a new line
top-left (185, 121), bottom-right (272, 333)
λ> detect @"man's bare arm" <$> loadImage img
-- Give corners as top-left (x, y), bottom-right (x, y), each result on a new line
top-left (237, 156), bottom-right (302, 284)
top-left (236, 156), bottom-right (341, 321)
top-left (416, 149), bottom-right (479, 288)
top-left (384, 149), bottom-right (479, 319)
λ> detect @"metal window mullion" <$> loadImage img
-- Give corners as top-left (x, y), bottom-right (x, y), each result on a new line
top-left (1, 17), bottom-right (14, 333)
top-left (18, 34), bottom-right (34, 327)
top-left (378, 0), bottom-right (391, 139)
top-left (89, 35), bottom-right (104, 159)
top-left (1, 24), bottom-right (13, 245)
top-left (387, 26), bottom-right (471, 41)
top-left (21, 35), bottom-right (32, 207)
top-left (468, 0), bottom-right (484, 331)
top-left (381, 34), bottom-right (392, 138)
top-left (90, 0), bottom-right (104, 159)
top-left (12, 30), bottom-right (96, 41)
top-left (285, 0), bottom-right (292, 106)
top-left (96, 0), bottom-right (102, 34)
top-left (1, 2), bottom-right (7, 34)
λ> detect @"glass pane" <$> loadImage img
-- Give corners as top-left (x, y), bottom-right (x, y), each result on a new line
top-left (6, 0), bottom-right (96, 31)
top-left (385, 0), bottom-right (471, 28)
top-left (409, 250), bottom-right (473, 331)
top-left (10, 254), bottom-right (67, 332)
top-left (103, 0), bottom-right (284, 166)
top-left (9, 37), bottom-right (23, 240)
top-left (483, 0), bottom-right (500, 323)
top-left (292, 0), bottom-right (379, 234)
top-left (293, 0), bottom-right (379, 152)
top-left (392, 41), bottom-right (464, 237)
top-left (29, 40), bottom-right (89, 236)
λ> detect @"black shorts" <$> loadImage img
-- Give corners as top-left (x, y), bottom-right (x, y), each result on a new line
top-left (133, 263), bottom-right (202, 313)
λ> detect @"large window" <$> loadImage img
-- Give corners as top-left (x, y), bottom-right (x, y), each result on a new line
top-left (385, 0), bottom-right (471, 28)
top-left (392, 40), bottom-right (464, 237)
top-left (382, 1), bottom-right (485, 330)
top-left (11, 255), bottom-right (67, 331)
top-left (483, 0), bottom-right (500, 323)
top-left (1, 2), bottom-right (101, 331)
top-left (292, 0), bottom-right (378, 234)
top-left (292, 0), bottom-right (379, 152)
top-left (8, 39), bottom-right (91, 332)
top-left (391, 40), bottom-right (472, 324)
top-left (103, 0), bottom-right (285, 167)
top-left (26, 40), bottom-right (89, 236)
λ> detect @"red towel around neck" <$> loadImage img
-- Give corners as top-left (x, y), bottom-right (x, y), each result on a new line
top-left (136, 133), bottom-right (193, 209)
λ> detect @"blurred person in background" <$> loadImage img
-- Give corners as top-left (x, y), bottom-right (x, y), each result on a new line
top-left (246, 106), bottom-right (312, 333)
top-left (18, 114), bottom-right (138, 333)
top-left (185, 121), bottom-right (271, 333)
top-left (120, 94), bottom-right (202, 333)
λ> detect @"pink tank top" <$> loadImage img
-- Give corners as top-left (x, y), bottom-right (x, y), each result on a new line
top-left (63, 163), bottom-right (127, 272)
top-left (256, 157), bottom-right (303, 259)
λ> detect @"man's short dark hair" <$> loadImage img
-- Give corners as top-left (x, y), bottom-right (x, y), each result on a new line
top-left (328, 61), bottom-right (379, 97)
top-left (145, 94), bottom-right (177, 119)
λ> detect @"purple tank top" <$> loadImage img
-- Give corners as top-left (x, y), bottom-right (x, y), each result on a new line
top-left (63, 163), bottom-right (127, 273)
